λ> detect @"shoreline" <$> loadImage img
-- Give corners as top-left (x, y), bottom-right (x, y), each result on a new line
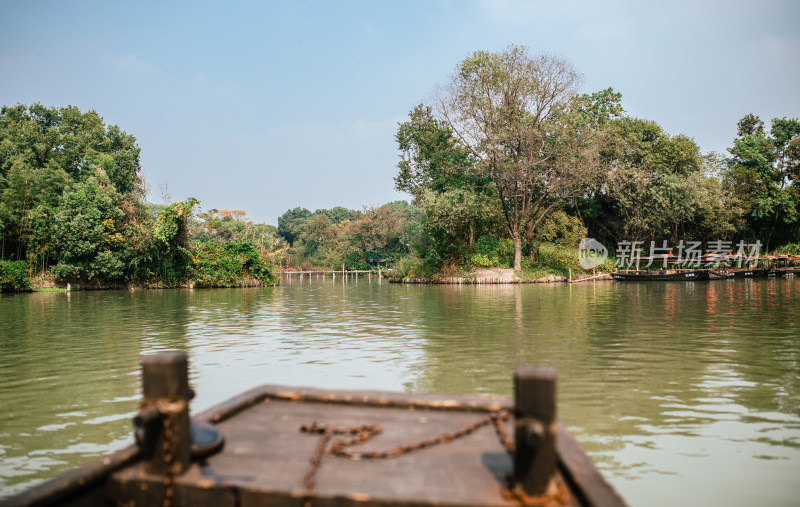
top-left (392, 275), bottom-right (568, 284)
top-left (390, 269), bottom-right (614, 284)
top-left (4, 271), bottom-right (615, 293)
top-left (2, 280), bottom-right (275, 294)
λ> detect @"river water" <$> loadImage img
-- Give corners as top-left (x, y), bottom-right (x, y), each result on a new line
top-left (1, 277), bottom-right (798, 505)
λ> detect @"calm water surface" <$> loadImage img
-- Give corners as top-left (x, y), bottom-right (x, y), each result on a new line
top-left (1, 277), bottom-right (799, 506)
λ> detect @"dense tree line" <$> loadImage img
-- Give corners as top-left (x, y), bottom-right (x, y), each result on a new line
top-left (265, 46), bottom-right (800, 278)
top-left (0, 104), bottom-right (275, 290)
top-left (275, 203), bottom-right (421, 271)
top-left (389, 45), bottom-right (800, 275)
top-left (3, 47), bottom-right (798, 286)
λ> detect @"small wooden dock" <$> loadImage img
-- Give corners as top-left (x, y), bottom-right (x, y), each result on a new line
top-left (3, 353), bottom-right (627, 507)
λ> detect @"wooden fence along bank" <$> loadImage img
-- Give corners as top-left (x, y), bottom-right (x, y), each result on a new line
top-left (282, 269), bottom-right (391, 282)
top-left (3, 352), bottom-right (628, 507)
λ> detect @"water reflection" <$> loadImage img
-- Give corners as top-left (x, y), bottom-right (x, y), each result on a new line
top-left (0, 291), bottom-right (148, 495)
top-left (399, 279), bottom-right (800, 506)
top-left (1, 278), bottom-right (799, 506)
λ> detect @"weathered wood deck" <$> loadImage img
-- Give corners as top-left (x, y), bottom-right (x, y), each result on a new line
top-left (2, 354), bottom-right (627, 507)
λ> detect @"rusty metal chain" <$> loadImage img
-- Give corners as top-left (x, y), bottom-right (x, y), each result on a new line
top-left (159, 401), bottom-right (176, 507)
top-left (137, 399), bottom-right (179, 507)
top-left (301, 425), bottom-right (331, 507)
top-left (299, 410), bottom-right (510, 506)
top-left (502, 478), bottom-right (570, 507)
top-left (492, 412), bottom-right (515, 453)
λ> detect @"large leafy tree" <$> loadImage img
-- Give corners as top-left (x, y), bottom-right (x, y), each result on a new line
top-left (599, 117), bottom-right (706, 243)
top-left (416, 188), bottom-right (503, 264)
top-left (726, 114), bottom-right (800, 250)
top-left (152, 198), bottom-right (199, 283)
top-left (294, 213), bottom-right (342, 266)
top-left (341, 202), bottom-right (417, 268)
top-left (435, 45), bottom-right (605, 270)
top-left (395, 105), bottom-right (484, 200)
top-left (277, 207), bottom-right (313, 246)
top-left (0, 103), bottom-right (142, 265)
top-left (314, 206), bottom-right (358, 225)
top-left (395, 104), bottom-right (496, 265)
top-left (51, 173), bottom-right (126, 283)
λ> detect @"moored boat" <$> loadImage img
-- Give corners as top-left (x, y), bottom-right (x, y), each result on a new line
top-left (1, 352), bottom-right (628, 507)
top-left (708, 268), bottom-right (771, 279)
top-left (611, 269), bottom-right (709, 281)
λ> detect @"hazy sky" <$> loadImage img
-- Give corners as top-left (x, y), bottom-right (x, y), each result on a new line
top-left (2, 0), bottom-right (798, 224)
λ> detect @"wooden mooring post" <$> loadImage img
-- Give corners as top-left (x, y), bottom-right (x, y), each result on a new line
top-left (136, 352), bottom-right (193, 476)
top-left (514, 366), bottom-right (558, 498)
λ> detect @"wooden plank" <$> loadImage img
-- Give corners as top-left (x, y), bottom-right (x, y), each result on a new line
top-left (555, 422), bottom-right (629, 507)
top-left (193, 385), bottom-right (511, 423)
top-left (106, 386), bottom-right (621, 507)
top-left (107, 397), bottom-right (584, 507)
top-left (215, 400), bottom-right (514, 505)
top-left (106, 465), bottom-right (239, 507)
top-left (5, 382), bottom-right (626, 507)
top-left (0, 444), bottom-right (140, 507)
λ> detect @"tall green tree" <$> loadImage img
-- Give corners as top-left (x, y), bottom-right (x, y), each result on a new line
top-left (416, 188), bottom-right (502, 264)
top-left (294, 213), bottom-right (342, 266)
top-left (0, 103), bottom-right (142, 264)
top-left (726, 114), bottom-right (800, 250)
top-left (152, 198), bottom-right (199, 284)
top-left (435, 45), bottom-right (604, 269)
top-left (599, 117), bottom-right (706, 242)
top-left (51, 173), bottom-right (126, 283)
top-left (341, 202), bottom-right (416, 268)
top-left (277, 207), bottom-right (313, 246)
top-left (395, 104), bottom-right (497, 265)
top-left (314, 206), bottom-right (358, 225)
top-left (395, 105), bottom-right (484, 200)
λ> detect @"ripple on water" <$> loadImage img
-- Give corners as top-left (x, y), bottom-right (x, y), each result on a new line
top-left (1, 281), bottom-right (800, 506)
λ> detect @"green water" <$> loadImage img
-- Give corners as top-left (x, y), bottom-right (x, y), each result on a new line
top-left (1, 277), bottom-right (799, 506)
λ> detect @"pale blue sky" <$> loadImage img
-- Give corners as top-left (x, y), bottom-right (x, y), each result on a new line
top-left (2, 0), bottom-right (798, 224)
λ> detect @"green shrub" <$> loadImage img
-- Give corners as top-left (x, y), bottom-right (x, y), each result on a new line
top-left (535, 211), bottom-right (587, 247)
top-left (473, 235), bottom-right (513, 267)
top-left (468, 253), bottom-right (497, 268)
top-left (0, 260), bottom-right (31, 292)
top-left (496, 238), bottom-right (515, 266)
top-left (391, 255), bottom-right (421, 278)
top-left (778, 242), bottom-right (800, 255)
top-left (50, 262), bottom-right (82, 282)
top-left (391, 253), bottom-right (444, 278)
top-left (190, 241), bottom-right (276, 288)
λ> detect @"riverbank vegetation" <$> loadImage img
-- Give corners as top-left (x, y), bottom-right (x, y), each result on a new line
top-left (389, 46), bottom-right (800, 279)
top-left (274, 46), bottom-right (798, 280)
top-left (2, 46), bottom-right (798, 288)
top-left (0, 104), bottom-right (276, 291)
